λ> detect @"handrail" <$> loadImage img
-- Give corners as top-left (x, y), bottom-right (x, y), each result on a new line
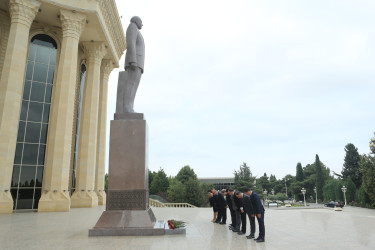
top-left (149, 198), bottom-right (196, 208)
top-left (149, 198), bottom-right (165, 207)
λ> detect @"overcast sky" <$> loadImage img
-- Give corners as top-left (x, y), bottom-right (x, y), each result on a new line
top-left (106, 0), bottom-right (375, 179)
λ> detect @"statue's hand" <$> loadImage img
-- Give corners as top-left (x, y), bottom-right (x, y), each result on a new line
top-left (129, 62), bottom-right (137, 70)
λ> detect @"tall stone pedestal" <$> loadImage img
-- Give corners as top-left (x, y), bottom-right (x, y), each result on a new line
top-left (89, 114), bottom-right (161, 236)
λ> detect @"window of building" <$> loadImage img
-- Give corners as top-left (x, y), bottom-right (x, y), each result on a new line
top-left (214, 182), bottom-right (235, 191)
top-left (11, 34), bottom-right (57, 210)
top-left (71, 63), bottom-right (86, 195)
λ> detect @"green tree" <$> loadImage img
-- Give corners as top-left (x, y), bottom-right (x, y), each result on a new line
top-left (315, 154), bottom-right (324, 200)
top-left (323, 178), bottom-right (343, 201)
top-left (168, 178), bottom-right (212, 207)
top-left (370, 132), bottom-right (375, 154)
top-left (358, 183), bottom-right (371, 206)
top-left (269, 174), bottom-right (277, 182)
top-left (176, 165), bottom-right (197, 184)
top-left (150, 168), bottom-right (169, 195)
top-left (183, 178), bottom-right (204, 206)
top-left (360, 154), bottom-right (375, 202)
top-left (289, 181), bottom-right (303, 201)
top-left (167, 165), bottom-right (212, 207)
top-left (302, 178), bottom-right (318, 200)
top-left (167, 178), bottom-right (185, 203)
top-left (296, 162), bottom-right (304, 182)
top-left (274, 193), bottom-right (288, 202)
top-left (344, 177), bottom-right (356, 203)
top-left (323, 179), bottom-right (335, 201)
top-left (148, 170), bottom-right (156, 189)
top-left (104, 173), bottom-right (108, 191)
top-left (234, 162), bottom-right (255, 191)
top-left (288, 157), bottom-right (331, 201)
top-left (257, 173), bottom-right (271, 193)
top-left (303, 164), bottom-right (315, 179)
top-left (268, 174), bottom-right (279, 193)
top-left (342, 143), bottom-right (362, 188)
top-left (303, 162), bottom-right (330, 180)
top-left (271, 179), bottom-right (284, 195)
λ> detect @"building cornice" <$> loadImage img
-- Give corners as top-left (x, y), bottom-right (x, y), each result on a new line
top-left (97, 0), bottom-right (125, 67)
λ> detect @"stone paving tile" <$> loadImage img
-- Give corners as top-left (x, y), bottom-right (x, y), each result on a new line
top-left (0, 205), bottom-right (374, 250)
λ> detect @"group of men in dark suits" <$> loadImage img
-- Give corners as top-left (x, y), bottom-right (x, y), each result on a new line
top-left (208, 188), bottom-right (265, 243)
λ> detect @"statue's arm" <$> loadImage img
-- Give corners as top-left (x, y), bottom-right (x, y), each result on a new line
top-left (126, 24), bottom-right (137, 67)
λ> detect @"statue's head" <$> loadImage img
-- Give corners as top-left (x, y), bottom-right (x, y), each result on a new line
top-left (130, 16), bottom-right (143, 30)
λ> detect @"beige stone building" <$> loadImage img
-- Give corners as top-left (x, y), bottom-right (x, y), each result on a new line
top-left (0, 0), bottom-right (126, 213)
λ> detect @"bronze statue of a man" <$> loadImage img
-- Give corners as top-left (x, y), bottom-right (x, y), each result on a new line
top-left (116, 16), bottom-right (145, 113)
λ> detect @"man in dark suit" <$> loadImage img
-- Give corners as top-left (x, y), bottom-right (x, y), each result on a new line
top-left (248, 189), bottom-right (265, 242)
top-left (215, 189), bottom-right (227, 224)
top-left (226, 189), bottom-right (236, 229)
top-left (231, 190), bottom-right (241, 233)
top-left (238, 188), bottom-right (257, 239)
top-left (235, 191), bottom-right (246, 235)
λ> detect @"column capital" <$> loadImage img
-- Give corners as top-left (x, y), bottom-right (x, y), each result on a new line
top-left (83, 42), bottom-right (107, 65)
top-left (60, 9), bottom-right (86, 40)
top-left (101, 59), bottom-right (114, 77)
top-left (9, 0), bottom-right (41, 28)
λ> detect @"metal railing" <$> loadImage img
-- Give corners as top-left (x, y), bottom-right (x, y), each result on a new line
top-left (149, 198), bottom-right (196, 208)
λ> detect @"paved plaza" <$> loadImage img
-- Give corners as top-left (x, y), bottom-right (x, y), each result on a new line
top-left (1, 205), bottom-right (375, 250)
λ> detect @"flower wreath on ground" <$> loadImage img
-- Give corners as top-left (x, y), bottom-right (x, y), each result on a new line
top-left (167, 220), bottom-right (185, 229)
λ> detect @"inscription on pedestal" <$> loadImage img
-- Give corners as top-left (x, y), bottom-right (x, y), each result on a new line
top-left (107, 190), bottom-right (146, 210)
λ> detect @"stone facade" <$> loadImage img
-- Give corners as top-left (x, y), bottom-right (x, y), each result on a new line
top-left (0, 0), bottom-right (125, 213)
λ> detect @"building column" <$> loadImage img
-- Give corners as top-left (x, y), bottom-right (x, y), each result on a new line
top-left (71, 42), bottom-right (106, 208)
top-left (38, 10), bottom-right (86, 212)
top-left (95, 59), bottom-right (114, 205)
top-left (0, 0), bottom-right (40, 214)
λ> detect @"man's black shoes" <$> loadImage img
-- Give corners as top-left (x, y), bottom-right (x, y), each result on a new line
top-left (254, 237), bottom-right (265, 242)
top-left (219, 222), bottom-right (226, 225)
top-left (237, 232), bottom-right (245, 235)
top-left (232, 229), bottom-right (239, 232)
top-left (246, 234), bottom-right (255, 239)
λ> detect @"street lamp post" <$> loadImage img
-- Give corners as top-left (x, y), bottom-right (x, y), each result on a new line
top-left (301, 188), bottom-right (306, 206)
top-left (284, 178), bottom-right (288, 197)
top-left (313, 187), bottom-right (317, 204)
top-left (341, 186), bottom-right (347, 206)
top-left (263, 190), bottom-right (268, 205)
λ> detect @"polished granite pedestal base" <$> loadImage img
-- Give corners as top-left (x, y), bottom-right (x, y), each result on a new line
top-left (89, 210), bottom-right (186, 236)
top-left (89, 208), bottom-right (160, 236)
